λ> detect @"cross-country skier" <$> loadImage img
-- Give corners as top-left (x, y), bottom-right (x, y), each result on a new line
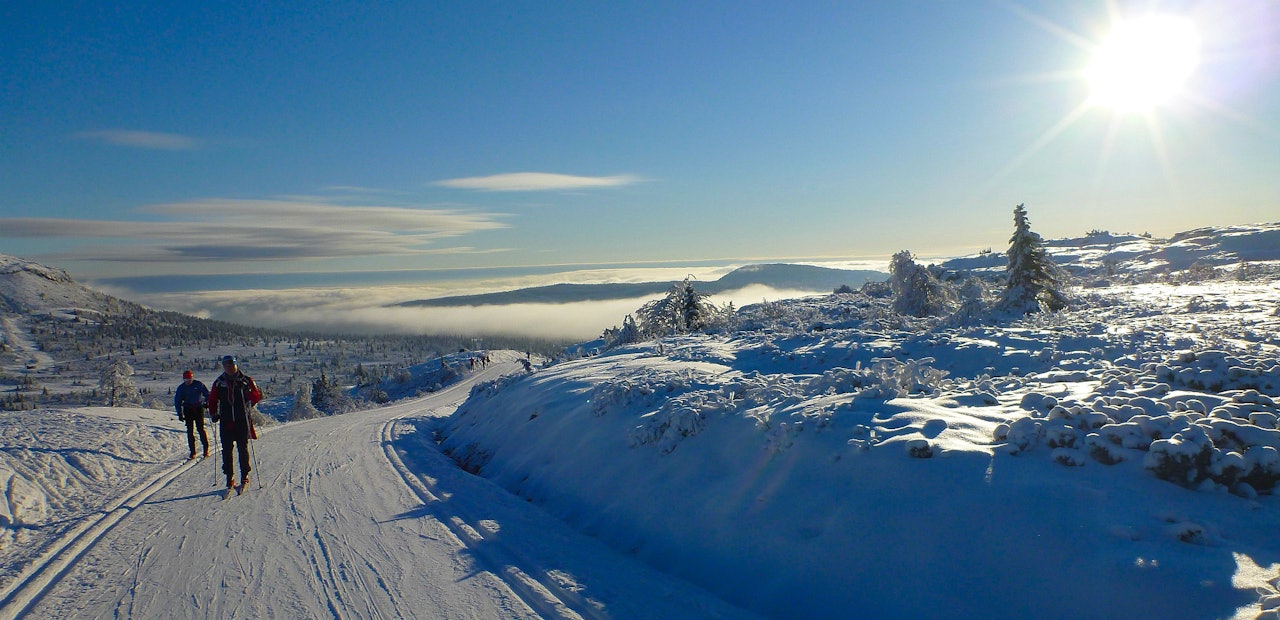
top-left (209, 355), bottom-right (262, 494)
top-left (174, 370), bottom-right (210, 460)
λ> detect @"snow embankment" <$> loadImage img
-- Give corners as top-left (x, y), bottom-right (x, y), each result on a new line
top-left (439, 282), bottom-right (1280, 619)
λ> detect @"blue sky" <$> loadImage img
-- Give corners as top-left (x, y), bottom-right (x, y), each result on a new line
top-left (1, 0), bottom-right (1277, 283)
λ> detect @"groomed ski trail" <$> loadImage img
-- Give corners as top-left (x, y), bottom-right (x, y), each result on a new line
top-left (5, 355), bottom-right (754, 620)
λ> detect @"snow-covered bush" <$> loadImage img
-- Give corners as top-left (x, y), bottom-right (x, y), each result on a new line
top-left (1150, 350), bottom-right (1280, 395)
top-left (807, 358), bottom-right (950, 399)
top-left (629, 404), bottom-right (707, 454)
top-left (889, 250), bottom-right (957, 317)
top-left (1002, 388), bottom-right (1280, 495)
top-left (288, 382), bottom-right (323, 421)
top-left (311, 372), bottom-right (356, 414)
top-left (905, 438), bottom-right (934, 458)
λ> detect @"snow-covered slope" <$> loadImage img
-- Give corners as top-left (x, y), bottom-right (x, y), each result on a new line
top-left (439, 278), bottom-right (1280, 619)
top-left (0, 254), bottom-right (119, 317)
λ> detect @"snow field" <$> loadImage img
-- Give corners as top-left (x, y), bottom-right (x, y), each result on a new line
top-left (440, 279), bottom-right (1280, 619)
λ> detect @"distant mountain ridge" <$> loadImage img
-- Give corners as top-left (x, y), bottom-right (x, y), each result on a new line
top-left (395, 263), bottom-right (887, 308)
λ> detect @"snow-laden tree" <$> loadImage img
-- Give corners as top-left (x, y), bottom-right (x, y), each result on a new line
top-left (288, 381), bottom-right (322, 421)
top-left (603, 314), bottom-right (643, 348)
top-left (1001, 204), bottom-right (1067, 313)
top-left (633, 277), bottom-right (731, 340)
top-left (99, 358), bottom-right (138, 407)
top-left (949, 277), bottom-right (992, 324)
top-left (311, 371), bottom-right (353, 414)
top-left (889, 251), bottom-right (956, 317)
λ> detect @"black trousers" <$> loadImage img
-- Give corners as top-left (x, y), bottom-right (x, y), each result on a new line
top-left (222, 426), bottom-right (251, 484)
top-left (183, 406), bottom-right (209, 455)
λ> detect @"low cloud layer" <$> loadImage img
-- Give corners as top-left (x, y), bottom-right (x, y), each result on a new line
top-left (126, 283), bottom-right (826, 341)
top-left (434, 172), bottom-right (643, 192)
top-left (0, 198), bottom-right (506, 263)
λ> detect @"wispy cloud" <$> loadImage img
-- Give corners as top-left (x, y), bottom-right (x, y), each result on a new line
top-left (434, 172), bottom-right (644, 192)
top-left (74, 129), bottom-right (201, 150)
top-left (0, 199), bottom-right (507, 263)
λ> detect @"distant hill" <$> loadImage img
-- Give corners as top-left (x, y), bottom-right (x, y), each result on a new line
top-left (0, 254), bottom-right (123, 317)
top-left (939, 222), bottom-right (1280, 277)
top-left (0, 253), bottom-right (569, 412)
top-left (395, 263), bottom-right (887, 308)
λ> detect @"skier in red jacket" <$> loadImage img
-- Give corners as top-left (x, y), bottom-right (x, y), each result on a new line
top-left (208, 355), bottom-right (262, 493)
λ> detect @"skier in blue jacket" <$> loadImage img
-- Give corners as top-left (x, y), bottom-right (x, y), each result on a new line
top-left (174, 370), bottom-right (210, 460)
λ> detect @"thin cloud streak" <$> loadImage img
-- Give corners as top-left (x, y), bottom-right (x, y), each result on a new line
top-left (0, 199), bottom-right (507, 263)
top-left (435, 172), bottom-right (644, 192)
top-left (75, 129), bottom-right (201, 150)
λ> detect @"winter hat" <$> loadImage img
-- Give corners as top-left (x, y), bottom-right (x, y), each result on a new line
top-left (183, 370), bottom-right (194, 379)
top-left (221, 355), bottom-right (237, 365)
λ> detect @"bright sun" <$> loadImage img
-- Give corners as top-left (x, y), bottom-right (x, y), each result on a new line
top-left (1087, 15), bottom-right (1200, 112)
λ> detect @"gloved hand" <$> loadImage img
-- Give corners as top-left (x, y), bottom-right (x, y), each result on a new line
top-left (211, 413), bottom-right (220, 423)
top-left (177, 411), bottom-right (185, 422)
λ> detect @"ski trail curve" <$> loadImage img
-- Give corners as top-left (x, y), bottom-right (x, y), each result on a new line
top-left (380, 361), bottom-right (601, 620)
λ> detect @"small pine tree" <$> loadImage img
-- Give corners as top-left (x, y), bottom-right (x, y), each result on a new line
top-left (634, 277), bottom-right (727, 339)
top-left (1001, 204), bottom-right (1067, 313)
top-left (99, 358), bottom-right (139, 407)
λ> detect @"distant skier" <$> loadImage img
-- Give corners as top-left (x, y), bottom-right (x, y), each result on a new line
top-left (209, 355), bottom-right (262, 493)
top-left (174, 370), bottom-right (210, 460)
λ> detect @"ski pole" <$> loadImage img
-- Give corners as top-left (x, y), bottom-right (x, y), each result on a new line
top-left (249, 433), bottom-right (262, 489)
top-left (213, 414), bottom-right (221, 487)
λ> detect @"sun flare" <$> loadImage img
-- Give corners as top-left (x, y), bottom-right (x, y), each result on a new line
top-left (1087, 15), bottom-right (1200, 112)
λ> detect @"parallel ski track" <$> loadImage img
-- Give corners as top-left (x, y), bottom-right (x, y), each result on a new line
top-left (380, 362), bottom-right (606, 620)
top-left (0, 455), bottom-right (201, 620)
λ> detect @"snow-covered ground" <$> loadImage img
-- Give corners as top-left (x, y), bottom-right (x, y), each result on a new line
top-left (439, 278), bottom-right (1280, 619)
top-left (1, 224), bottom-right (1278, 619)
top-left (0, 355), bottom-right (753, 619)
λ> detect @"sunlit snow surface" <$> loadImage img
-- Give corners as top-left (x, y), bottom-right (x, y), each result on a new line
top-left (441, 277), bottom-right (1280, 619)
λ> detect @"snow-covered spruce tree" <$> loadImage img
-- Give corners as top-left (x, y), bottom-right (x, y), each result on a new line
top-left (634, 277), bottom-right (730, 339)
top-left (98, 358), bottom-right (138, 407)
top-left (889, 250), bottom-right (957, 317)
top-left (310, 371), bottom-right (352, 414)
top-left (1000, 203), bottom-right (1067, 313)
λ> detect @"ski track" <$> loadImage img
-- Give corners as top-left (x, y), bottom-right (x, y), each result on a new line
top-left (4, 361), bottom-right (546, 620)
top-left (0, 456), bottom-right (201, 620)
top-left (379, 369), bottom-right (598, 620)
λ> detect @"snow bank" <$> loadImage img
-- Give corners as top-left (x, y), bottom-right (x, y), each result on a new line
top-left (440, 276), bottom-right (1280, 619)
